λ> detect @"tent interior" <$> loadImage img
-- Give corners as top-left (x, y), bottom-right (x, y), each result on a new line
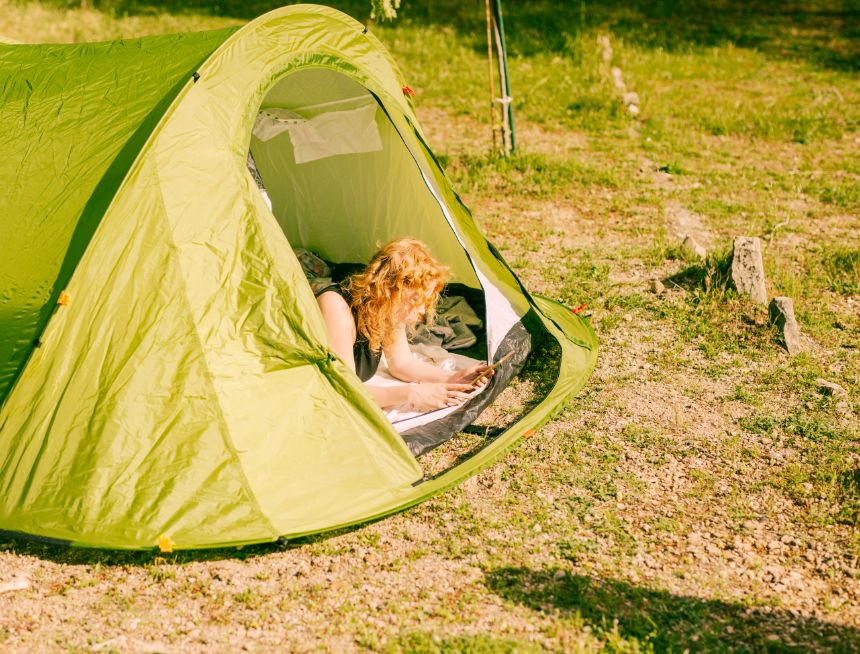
top-left (247, 68), bottom-right (537, 455)
top-left (249, 69), bottom-right (478, 288)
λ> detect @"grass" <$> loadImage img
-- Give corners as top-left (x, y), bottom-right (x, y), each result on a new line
top-left (822, 247), bottom-right (860, 295)
top-left (387, 632), bottom-right (544, 654)
top-left (440, 151), bottom-right (620, 199)
top-left (1, 0), bottom-right (859, 652)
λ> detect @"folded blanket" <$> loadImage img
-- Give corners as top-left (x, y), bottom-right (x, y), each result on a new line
top-left (410, 295), bottom-right (483, 350)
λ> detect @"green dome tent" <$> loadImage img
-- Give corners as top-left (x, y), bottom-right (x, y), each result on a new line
top-left (0, 5), bottom-right (596, 550)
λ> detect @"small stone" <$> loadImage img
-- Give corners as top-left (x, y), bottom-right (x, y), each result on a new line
top-left (650, 279), bottom-right (666, 294)
top-left (769, 297), bottom-right (803, 355)
top-left (598, 35), bottom-right (613, 63)
top-left (816, 378), bottom-right (848, 400)
top-left (731, 236), bottom-right (767, 304)
top-left (627, 103), bottom-right (640, 115)
top-left (682, 235), bottom-right (707, 259)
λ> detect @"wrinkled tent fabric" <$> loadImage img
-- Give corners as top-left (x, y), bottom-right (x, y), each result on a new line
top-left (0, 5), bottom-right (597, 550)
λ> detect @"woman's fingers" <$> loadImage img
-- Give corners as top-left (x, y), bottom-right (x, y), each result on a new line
top-left (446, 391), bottom-right (471, 404)
top-left (441, 387), bottom-right (472, 407)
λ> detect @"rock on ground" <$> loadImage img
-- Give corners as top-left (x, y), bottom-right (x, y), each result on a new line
top-left (815, 378), bottom-right (848, 399)
top-left (732, 237), bottom-right (767, 304)
top-left (682, 235), bottom-right (707, 259)
top-left (769, 296), bottom-right (803, 355)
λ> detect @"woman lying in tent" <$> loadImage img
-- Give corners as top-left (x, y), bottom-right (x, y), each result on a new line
top-left (315, 238), bottom-right (494, 411)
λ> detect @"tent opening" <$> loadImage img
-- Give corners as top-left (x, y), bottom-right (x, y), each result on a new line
top-left (247, 68), bottom-right (480, 288)
top-left (246, 67), bottom-right (535, 455)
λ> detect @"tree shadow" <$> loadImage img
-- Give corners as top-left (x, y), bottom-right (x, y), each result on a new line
top-left (486, 566), bottom-right (860, 652)
top-left (50, 0), bottom-right (860, 72)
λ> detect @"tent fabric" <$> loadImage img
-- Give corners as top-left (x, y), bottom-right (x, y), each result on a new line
top-left (0, 5), bottom-right (597, 550)
top-left (0, 28), bottom-right (240, 406)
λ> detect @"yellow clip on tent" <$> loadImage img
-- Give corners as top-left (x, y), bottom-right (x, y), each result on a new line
top-left (0, 5), bottom-right (596, 550)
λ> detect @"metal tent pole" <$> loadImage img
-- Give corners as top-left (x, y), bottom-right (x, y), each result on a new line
top-left (484, 0), bottom-right (498, 152)
top-left (491, 0), bottom-right (515, 154)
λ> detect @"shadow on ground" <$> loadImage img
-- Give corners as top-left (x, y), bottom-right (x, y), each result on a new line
top-left (44, 0), bottom-right (860, 71)
top-left (0, 527), bottom-right (362, 566)
top-left (486, 566), bottom-right (860, 652)
top-left (664, 250), bottom-right (733, 293)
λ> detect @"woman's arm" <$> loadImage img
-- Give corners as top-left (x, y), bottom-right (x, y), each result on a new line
top-left (364, 384), bottom-right (412, 407)
top-left (384, 327), bottom-right (451, 382)
top-left (316, 291), bottom-right (356, 373)
top-left (317, 301), bottom-right (476, 410)
top-left (385, 327), bottom-right (495, 387)
top-left (366, 380), bottom-right (473, 410)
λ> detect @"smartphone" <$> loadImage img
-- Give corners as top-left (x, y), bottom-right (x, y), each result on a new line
top-left (471, 351), bottom-right (514, 386)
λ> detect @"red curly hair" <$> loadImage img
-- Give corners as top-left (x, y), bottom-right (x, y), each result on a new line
top-left (346, 238), bottom-right (449, 352)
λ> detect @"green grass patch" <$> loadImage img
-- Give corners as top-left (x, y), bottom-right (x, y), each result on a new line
top-left (657, 250), bottom-right (782, 358)
top-left (387, 631), bottom-right (543, 654)
top-left (550, 250), bottom-right (612, 309)
top-left (822, 247), bottom-right (860, 295)
top-left (739, 410), bottom-right (841, 442)
top-left (440, 151), bottom-right (619, 199)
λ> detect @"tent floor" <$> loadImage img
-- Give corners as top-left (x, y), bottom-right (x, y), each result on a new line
top-left (415, 321), bottom-right (562, 475)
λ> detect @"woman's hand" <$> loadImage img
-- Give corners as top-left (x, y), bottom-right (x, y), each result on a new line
top-left (448, 363), bottom-right (494, 388)
top-left (408, 382), bottom-right (474, 411)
